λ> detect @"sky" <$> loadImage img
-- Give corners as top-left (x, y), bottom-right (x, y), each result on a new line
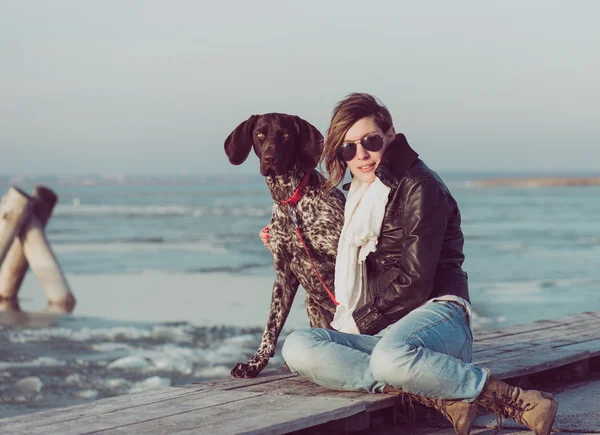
top-left (1, 0), bottom-right (599, 175)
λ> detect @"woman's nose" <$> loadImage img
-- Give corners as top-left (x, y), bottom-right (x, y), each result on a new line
top-left (355, 143), bottom-right (369, 160)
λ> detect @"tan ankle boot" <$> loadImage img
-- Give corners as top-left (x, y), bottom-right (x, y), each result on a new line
top-left (475, 377), bottom-right (558, 435)
top-left (383, 386), bottom-right (477, 435)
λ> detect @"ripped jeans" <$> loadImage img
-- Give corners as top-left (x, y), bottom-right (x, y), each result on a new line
top-left (282, 300), bottom-right (489, 401)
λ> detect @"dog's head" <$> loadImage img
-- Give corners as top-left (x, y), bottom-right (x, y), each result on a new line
top-left (224, 113), bottom-right (323, 176)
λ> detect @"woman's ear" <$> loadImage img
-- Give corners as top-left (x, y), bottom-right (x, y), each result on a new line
top-left (386, 126), bottom-right (396, 142)
top-left (292, 116), bottom-right (324, 172)
top-left (224, 115), bottom-right (259, 165)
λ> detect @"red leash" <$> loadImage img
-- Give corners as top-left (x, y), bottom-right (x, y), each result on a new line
top-left (277, 172), bottom-right (339, 306)
top-left (294, 226), bottom-right (339, 306)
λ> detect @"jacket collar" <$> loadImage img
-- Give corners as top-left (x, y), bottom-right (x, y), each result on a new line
top-left (342, 133), bottom-right (419, 191)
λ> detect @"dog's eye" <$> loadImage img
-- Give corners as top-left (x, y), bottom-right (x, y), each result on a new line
top-left (283, 133), bottom-right (290, 139)
top-left (256, 132), bottom-right (265, 139)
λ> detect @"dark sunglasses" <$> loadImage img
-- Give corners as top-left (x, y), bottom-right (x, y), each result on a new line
top-left (336, 133), bottom-right (384, 161)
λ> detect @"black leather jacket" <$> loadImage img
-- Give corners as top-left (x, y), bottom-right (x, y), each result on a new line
top-left (347, 134), bottom-right (470, 335)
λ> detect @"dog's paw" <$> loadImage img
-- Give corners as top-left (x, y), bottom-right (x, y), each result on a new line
top-left (230, 362), bottom-right (260, 378)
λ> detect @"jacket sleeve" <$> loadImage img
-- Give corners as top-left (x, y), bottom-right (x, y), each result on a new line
top-left (352, 177), bottom-right (449, 335)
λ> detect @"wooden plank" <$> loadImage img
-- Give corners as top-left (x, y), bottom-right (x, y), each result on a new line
top-left (0, 386), bottom-right (205, 429)
top-left (237, 374), bottom-right (396, 412)
top-left (93, 394), bottom-right (366, 435)
top-left (240, 376), bottom-right (364, 397)
top-left (4, 390), bottom-right (264, 435)
top-left (474, 314), bottom-right (600, 344)
top-left (479, 338), bottom-right (600, 379)
top-left (473, 342), bottom-right (533, 359)
top-left (478, 324), bottom-right (600, 348)
top-left (475, 333), bottom-right (600, 373)
top-left (473, 324), bottom-right (600, 354)
top-left (552, 337), bottom-right (600, 353)
top-left (179, 366), bottom-right (296, 391)
top-left (356, 393), bottom-right (398, 413)
top-left (473, 338), bottom-right (591, 366)
top-left (473, 321), bottom-right (600, 353)
top-left (473, 328), bottom-right (600, 365)
top-left (474, 326), bottom-right (584, 349)
top-left (474, 311), bottom-right (600, 341)
top-left (476, 348), bottom-right (541, 367)
top-left (474, 311), bottom-right (598, 341)
top-left (483, 327), bottom-right (600, 354)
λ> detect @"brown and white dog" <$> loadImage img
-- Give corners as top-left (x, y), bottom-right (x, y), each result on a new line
top-left (224, 113), bottom-right (345, 378)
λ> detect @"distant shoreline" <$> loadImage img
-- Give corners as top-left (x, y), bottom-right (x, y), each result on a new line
top-left (470, 177), bottom-right (600, 187)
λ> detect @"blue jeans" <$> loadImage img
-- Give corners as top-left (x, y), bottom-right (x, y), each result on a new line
top-left (282, 300), bottom-right (489, 401)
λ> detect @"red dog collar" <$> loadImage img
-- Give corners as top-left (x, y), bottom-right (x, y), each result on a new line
top-left (279, 171), bottom-right (311, 207)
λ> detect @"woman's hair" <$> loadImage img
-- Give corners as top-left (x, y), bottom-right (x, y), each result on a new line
top-left (321, 93), bottom-right (393, 191)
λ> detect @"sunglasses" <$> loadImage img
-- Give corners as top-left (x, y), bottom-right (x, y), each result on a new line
top-left (336, 133), bottom-right (384, 161)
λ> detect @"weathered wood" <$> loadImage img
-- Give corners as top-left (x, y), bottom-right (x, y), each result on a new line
top-left (0, 186), bottom-right (58, 308)
top-left (474, 317), bottom-right (600, 350)
top-left (0, 186), bottom-right (32, 266)
top-left (481, 338), bottom-right (600, 379)
top-left (197, 366), bottom-right (396, 413)
top-left (185, 367), bottom-right (400, 416)
top-left (1, 391), bottom-right (365, 435)
top-left (473, 342), bottom-right (532, 360)
top-left (95, 394), bottom-right (365, 435)
top-left (0, 296), bottom-right (20, 311)
top-left (474, 322), bottom-right (592, 348)
top-left (4, 390), bottom-right (265, 435)
top-left (20, 211), bottom-right (75, 312)
top-left (473, 324), bottom-right (600, 364)
top-left (236, 374), bottom-right (396, 413)
top-left (474, 311), bottom-right (600, 341)
top-left (197, 365), bottom-right (297, 391)
top-left (0, 386), bottom-right (205, 429)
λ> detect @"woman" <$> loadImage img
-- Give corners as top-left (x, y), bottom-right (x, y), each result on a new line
top-left (260, 93), bottom-right (557, 435)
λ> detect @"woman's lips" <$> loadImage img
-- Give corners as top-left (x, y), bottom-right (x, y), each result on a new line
top-left (357, 163), bottom-right (375, 172)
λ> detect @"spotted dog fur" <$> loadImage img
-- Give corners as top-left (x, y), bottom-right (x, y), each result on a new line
top-left (224, 113), bottom-right (345, 378)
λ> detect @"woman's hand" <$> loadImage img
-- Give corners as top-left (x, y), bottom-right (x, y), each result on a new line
top-left (259, 225), bottom-right (271, 250)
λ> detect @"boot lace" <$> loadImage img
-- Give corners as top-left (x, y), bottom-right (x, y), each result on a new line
top-left (480, 387), bottom-right (531, 430)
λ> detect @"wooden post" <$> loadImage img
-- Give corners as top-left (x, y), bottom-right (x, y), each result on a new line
top-left (0, 186), bottom-right (58, 310)
top-left (0, 186), bottom-right (33, 265)
top-left (0, 298), bottom-right (20, 312)
top-left (22, 200), bottom-right (76, 312)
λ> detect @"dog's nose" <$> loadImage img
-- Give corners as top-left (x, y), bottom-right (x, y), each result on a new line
top-left (263, 155), bottom-right (276, 166)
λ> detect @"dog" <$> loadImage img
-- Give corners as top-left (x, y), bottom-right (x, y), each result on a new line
top-left (224, 113), bottom-right (345, 378)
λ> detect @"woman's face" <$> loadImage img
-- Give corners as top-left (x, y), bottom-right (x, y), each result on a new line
top-left (342, 117), bottom-right (395, 184)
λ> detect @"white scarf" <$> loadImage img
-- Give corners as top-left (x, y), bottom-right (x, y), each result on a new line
top-left (330, 176), bottom-right (391, 334)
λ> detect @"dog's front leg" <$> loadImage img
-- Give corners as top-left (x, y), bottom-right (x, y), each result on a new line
top-left (230, 268), bottom-right (299, 378)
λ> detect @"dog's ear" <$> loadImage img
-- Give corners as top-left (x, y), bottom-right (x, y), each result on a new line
top-left (292, 116), bottom-right (324, 172)
top-left (224, 115), bottom-right (259, 165)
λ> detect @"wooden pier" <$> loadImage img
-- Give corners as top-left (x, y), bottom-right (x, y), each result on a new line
top-left (2, 310), bottom-right (600, 434)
